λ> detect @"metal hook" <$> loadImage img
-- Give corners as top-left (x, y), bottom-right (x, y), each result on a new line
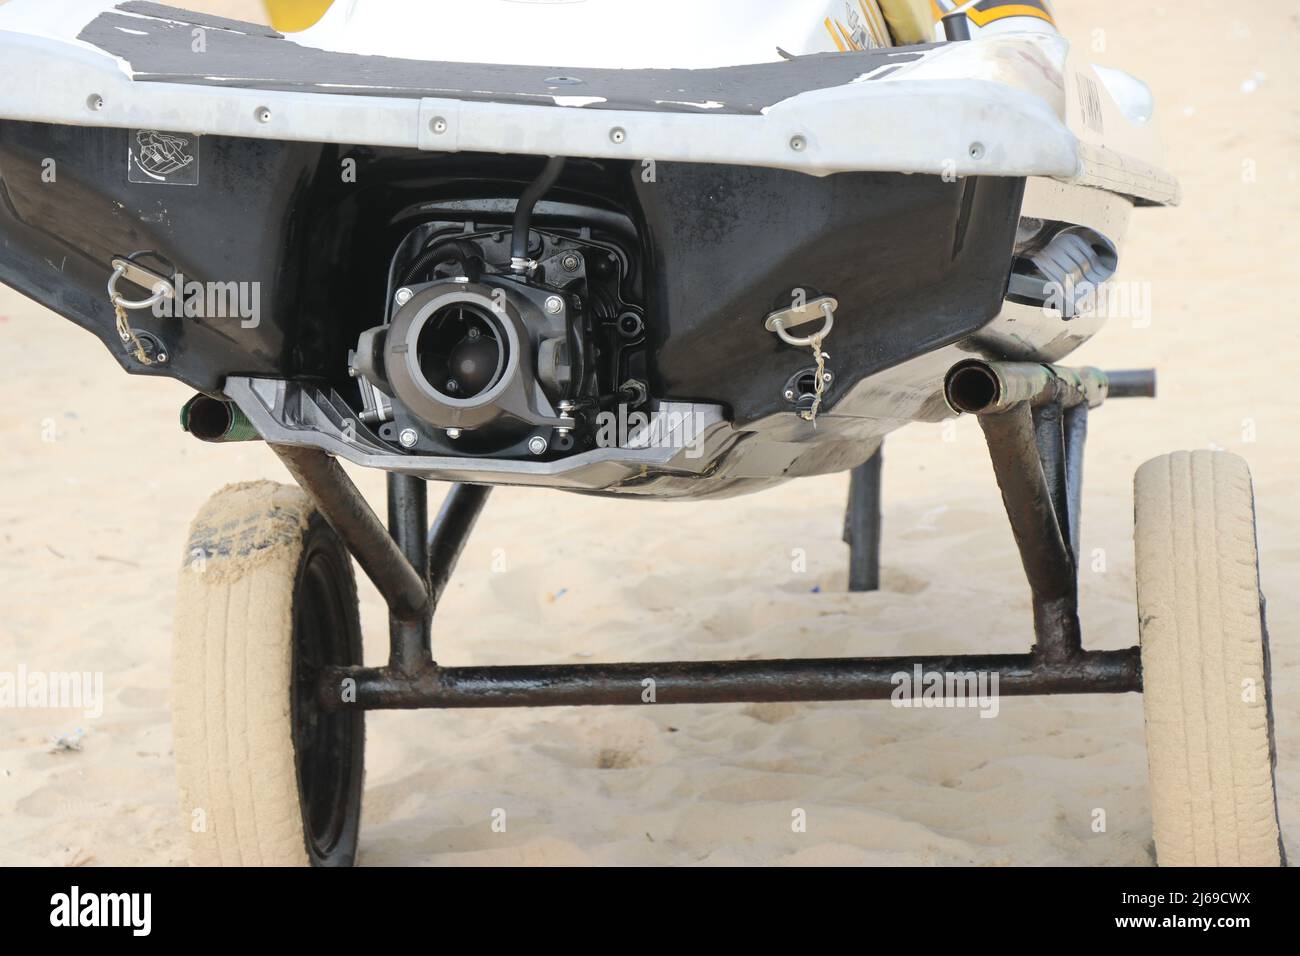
top-left (764, 296), bottom-right (836, 348)
top-left (107, 260), bottom-right (173, 310)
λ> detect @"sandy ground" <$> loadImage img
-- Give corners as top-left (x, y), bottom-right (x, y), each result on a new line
top-left (1, 0), bottom-right (1297, 866)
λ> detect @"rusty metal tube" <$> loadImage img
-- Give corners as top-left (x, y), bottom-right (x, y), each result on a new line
top-left (944, 360), bottom-right (1109, 415)
top-left (318, 648), bottom-right (1142, 711)
top-left (272, 445), bottom-right (430, 623)
top-left (1103, 368), bottom-right (1157, 398)
top-left (387, 472), bottom-right (431, 671)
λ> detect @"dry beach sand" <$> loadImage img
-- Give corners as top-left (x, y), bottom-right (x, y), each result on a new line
top-left (0, 0), bottom-right (1297, 865)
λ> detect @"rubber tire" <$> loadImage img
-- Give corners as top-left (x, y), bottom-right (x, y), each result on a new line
top-left (172, 481), bottom-right (364, 866)
top-left (1134, 451), bottom-right (1283, 866)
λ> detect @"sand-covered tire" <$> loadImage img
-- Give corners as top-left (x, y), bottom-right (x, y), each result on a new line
top-left (172, 481), bottom-right (364, 866)
top-left (1134, 451), bottom-right (1283, 866)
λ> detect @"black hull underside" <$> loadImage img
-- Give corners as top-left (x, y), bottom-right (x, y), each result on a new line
top-left (0, 120), bottom-right (1023, 429)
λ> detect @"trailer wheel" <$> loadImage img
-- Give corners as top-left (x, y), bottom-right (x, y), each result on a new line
top-left (172, 481), bottom-right (364, 866)
top-left (1134, 451), bottom-right (1283, 866)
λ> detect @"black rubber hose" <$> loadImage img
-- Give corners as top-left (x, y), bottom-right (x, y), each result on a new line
top-left (402, 237), bottom-right (483, 285)
top-left (510, 156), bottom-right (566, 267)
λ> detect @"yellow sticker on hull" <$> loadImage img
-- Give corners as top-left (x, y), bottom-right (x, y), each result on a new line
top-left (263, 0), bottom-right (333, 32)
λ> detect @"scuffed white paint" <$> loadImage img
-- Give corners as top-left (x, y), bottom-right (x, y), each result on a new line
top-left (654, 100), bottom-right (725, 110)
top-left (552, 95), bottom-right (607, 107)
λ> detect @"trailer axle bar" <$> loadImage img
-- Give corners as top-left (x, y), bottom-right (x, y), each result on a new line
top-left (318, 647), bottom-right (1141, 711)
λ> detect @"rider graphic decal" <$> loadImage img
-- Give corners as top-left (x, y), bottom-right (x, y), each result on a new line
top-left (128, 130), bottom-right (201, 186)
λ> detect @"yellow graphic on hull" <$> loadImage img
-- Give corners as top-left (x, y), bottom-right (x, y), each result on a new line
top-left (930, 0), bottom-right (1055, 28)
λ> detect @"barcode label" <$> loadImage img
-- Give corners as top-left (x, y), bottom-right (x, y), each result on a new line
top-left (1077, 73), bottom-right (1104, 134)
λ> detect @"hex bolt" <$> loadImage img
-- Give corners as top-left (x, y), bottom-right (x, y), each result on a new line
top-left (528, 435), bottom-right (549, 455)
top-left (619, 378), bottom-right (648, 407)
top-left (398, 428), bottom-right (418, 448)
top-left (561, 253), bottom-right (581, 272)
top-left (544, 296), bottom-right (564, 315)
top-left (394, 287), bottom-right (413, 306)
top-left (446, 428), bottom-right (461, 439)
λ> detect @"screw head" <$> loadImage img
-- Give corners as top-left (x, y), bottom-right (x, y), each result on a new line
top-left (784, 389), bottom-right (796, 400)
top-left (528, 435), bottom-right (548, 455)
top-left (789, 135), bottom-right (807, 152)
top-left (446, 428), bottom-right (461, 439)
top-left (822, 371), bottom-right (833, 382)
top-left (561, 253), bottom-right (580, 272)
top-left (87, 94), bottom-right (104, 112)
top-left (398, 428), bottom-right (418, 448)
top-left (395, 287), bottom-right (413, 306)
top-left (256, 106), bottom-right (272, 123)
top-left (968, 141), bottom-right (985, 160)
top-left (430, 116), bottom-right (448, 134)
top-left (544, 295), bottom-right (564, 315)
top-left (155, 352), bottom-right (168, 364)
top-left (609, 127), bottom-right (626, 144)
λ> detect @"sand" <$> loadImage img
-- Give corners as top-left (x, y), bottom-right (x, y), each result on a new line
top-left (0, 0), bottom-right (1295, 866)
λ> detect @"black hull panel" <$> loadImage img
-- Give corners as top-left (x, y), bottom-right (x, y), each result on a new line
top-left (638, 164), bottom-right (1024, 424)
top-left (0, 120), bottom-right (1022, 428)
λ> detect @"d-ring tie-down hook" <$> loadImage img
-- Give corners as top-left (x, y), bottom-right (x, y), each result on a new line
top-left (764, 295), bottom-right (838, 425)
top-left (106, 256), bottom-right (175, 366)
top-left (764, 295), bottom-right (836, 347)
top-left (107, 258), bottom-right (174, 310)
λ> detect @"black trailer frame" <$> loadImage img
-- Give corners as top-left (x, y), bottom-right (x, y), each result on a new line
top-left (271, 363), bottom-right (1156, 713)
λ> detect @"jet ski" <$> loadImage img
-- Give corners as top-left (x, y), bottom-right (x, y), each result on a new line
top-left (6, 2), bottom-right (1281, 872)
top-left (0, 0), bottom-right (1176, 497)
